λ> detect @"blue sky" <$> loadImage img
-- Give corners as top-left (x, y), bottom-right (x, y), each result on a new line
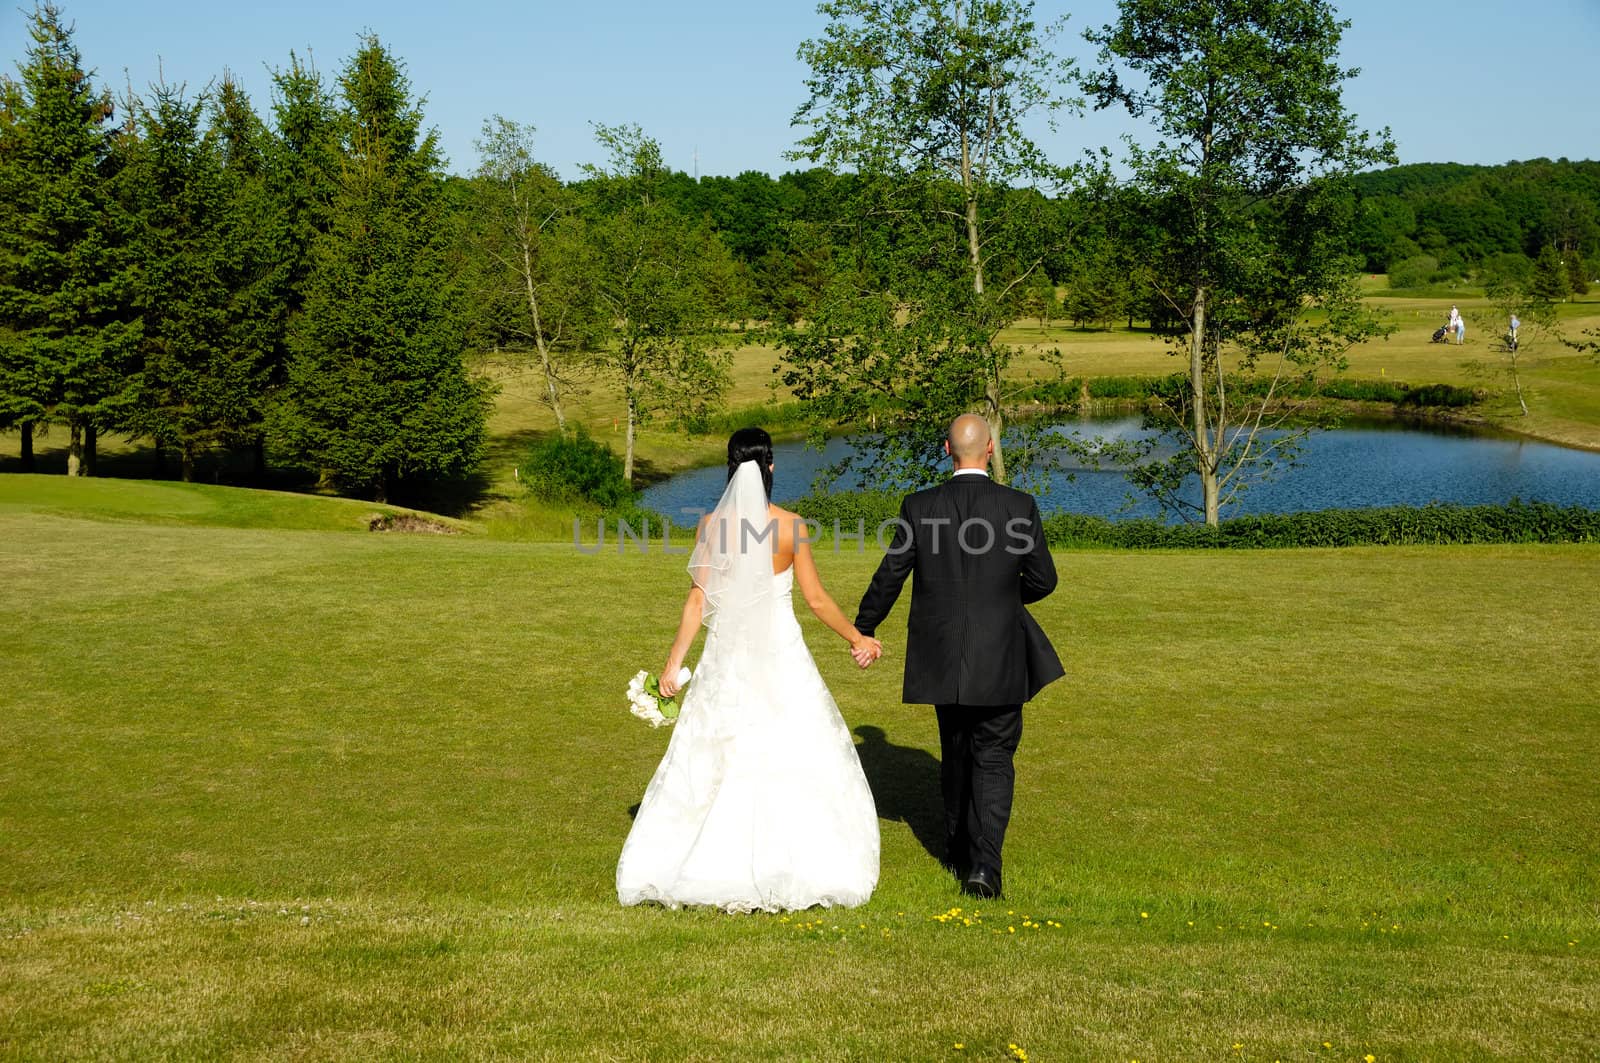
top-left (4, 0), bottom-right (1597, 179)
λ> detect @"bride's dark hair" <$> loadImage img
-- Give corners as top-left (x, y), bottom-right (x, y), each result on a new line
top-left (727, 427), bottom-right (774, 498)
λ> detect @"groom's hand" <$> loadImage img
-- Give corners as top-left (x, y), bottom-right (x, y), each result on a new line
top-left (850, 636), bottom-right (883, 669)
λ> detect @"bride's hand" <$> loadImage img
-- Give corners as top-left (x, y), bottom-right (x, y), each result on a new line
top-left (850, 636), bottom-right (882, 669)
top-left (659, 661), bottom-right (684, 698)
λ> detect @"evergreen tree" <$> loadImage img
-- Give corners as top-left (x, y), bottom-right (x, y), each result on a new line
top-left (1529, 245), bottom-right (1572, 303)
top-left (212, 73), bottom-right (287, 476)
top-left (125, 82), bottom-right (263, 480)
top-left (275, 36), bottom-right (488, 501)
top-left (0, 3), bottom-right (139, 476)
top-left (265, 55), bottom-right (338, 326)
top-left (1565, 249), bottom-right (1590, 296)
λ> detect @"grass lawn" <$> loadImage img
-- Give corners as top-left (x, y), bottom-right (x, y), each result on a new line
top-left (2, 478), bottom-right (1597, 1059)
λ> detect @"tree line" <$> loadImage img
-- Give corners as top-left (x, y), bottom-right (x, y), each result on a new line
top-left (3, 1), bottom-right (1595, 521)
top-left (0, 5), bottom-right (738, 499)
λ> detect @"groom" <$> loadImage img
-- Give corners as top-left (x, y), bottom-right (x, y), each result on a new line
top-left (853, 414), bottom-right (1063, 900)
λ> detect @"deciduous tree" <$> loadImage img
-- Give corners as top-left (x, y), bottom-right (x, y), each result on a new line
top-left (787, 0), bottom-right (1079, 484)
top-left (468, 116), bottom-right (590, 432)
top-left (1084, 0), bottom-right (1396, 524)
top-left (582, 125), bottom-right (735, 484)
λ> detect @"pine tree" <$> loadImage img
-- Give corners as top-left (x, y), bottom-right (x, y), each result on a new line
top-left (125, 82), bottom-right (263, 480)
top-left (0, 3), bottom-right (139, 476)
top-left (1529, 245), bottom-right (1572, 303)
top-left (275, 37), bottom-right (487, 501)
top-left (211, 74), bottom-right (285, 477)
top-left (1565, 249), bottom-right (1590, 296)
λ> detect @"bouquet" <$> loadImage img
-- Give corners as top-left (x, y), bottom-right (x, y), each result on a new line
top-left (627, 667), bottom-right (692, 728)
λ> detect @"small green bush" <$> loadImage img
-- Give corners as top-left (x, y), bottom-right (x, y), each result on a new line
top-left (519, 430), bottom-right (634, 509)
top-left (1043, 501), bottom-right (1600, 549)
top-left (682, 400), bottom-right (814, 436)
top-left (1020, 374), bottom-right (1479, 410)
top-left (1389, 254), bottom-right (1441, 290)
top-left (797, 493), bottom-right (1599, 549)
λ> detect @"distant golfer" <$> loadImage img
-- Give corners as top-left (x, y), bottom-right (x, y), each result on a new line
top-left (1509, 313), bottom-right (1521, 350)
top-left (1448, 305), bottom-right (1465, 345)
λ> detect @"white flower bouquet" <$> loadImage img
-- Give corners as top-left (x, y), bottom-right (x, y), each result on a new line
top-left (627, 667), bottom-right (692, 727)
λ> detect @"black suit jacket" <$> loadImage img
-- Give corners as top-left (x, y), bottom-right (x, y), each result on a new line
top-left (854, 473), bottom-right (1063, 706)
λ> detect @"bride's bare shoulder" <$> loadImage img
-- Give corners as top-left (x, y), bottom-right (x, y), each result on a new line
top-left (767, 504), bottom-right (806, 551)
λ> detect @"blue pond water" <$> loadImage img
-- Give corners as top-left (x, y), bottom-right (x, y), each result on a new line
top-left (640, 416), bottom-right (1600, 522)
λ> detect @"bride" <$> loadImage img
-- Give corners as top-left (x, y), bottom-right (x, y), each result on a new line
top-left (617, 428), bottom-right (882, 912)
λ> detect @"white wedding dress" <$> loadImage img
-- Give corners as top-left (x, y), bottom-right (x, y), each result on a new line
top-left (617, 463), bottom-right (880, 912)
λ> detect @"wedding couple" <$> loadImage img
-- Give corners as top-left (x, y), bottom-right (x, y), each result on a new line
top-left (616, 416), bottom-right (1062, 912)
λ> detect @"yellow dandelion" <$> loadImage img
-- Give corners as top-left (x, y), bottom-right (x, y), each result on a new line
top-left (1141, 911), bottom-right (1149, 919)
top-left (1365, 1056), bottom-right (1376, 1063)
top-left (1323, 1043), bottom-right (1332, 1049)
top-left (953, 1044), bottom-right (964, 1051)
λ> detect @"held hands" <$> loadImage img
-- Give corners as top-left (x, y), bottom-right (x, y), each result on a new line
top-left (850, 635), bottom-right (883, 670)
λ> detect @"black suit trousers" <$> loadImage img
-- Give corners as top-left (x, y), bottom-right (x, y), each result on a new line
top-left (935, 703), bottom-right (1023, 876)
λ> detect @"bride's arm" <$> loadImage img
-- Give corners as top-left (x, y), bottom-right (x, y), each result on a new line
top-left (659, 584), bottom-right (705, 698)
top-left (793, 539), bottom-right (880, 657)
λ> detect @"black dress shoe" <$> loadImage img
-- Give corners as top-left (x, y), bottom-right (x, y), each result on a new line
top-left (961, 865), bottom-right (1002, 900)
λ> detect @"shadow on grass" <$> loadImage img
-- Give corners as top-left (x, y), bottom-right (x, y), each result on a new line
top-left (853, 724), bottom-right (946, 870)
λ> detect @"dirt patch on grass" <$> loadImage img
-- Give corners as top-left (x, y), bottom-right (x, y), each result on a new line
top-left (367, 513), bottom-right (460, 534)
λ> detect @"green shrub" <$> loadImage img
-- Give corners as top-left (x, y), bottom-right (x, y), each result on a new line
top-left (1388, 254), bottom-right (1441, 290)
top-left (1397, 383), bottom-right (1480, 407)
top-left (1020, 374), bottom-right (1479, 410)
top-left (792, 490), bottom-right (904, 531)
top-left (682, 400), bottom-right (814, 436)
top-left (519, 430), bottom-right (634, 509)
top-left (795, 493), bottom-right (1599, 549)
top-left (1042, 501), bottom-right (1600, 549)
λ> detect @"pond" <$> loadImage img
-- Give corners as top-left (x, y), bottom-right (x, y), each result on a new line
top-left (640, 415), bottom-right (1600, 522)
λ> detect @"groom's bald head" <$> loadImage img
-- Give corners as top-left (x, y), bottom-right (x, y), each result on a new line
top-left (947, 414), bottom-right (992, 469)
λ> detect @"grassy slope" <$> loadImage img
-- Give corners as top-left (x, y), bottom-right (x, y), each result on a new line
top-left (2, 486), bottom-right (1596, 1059)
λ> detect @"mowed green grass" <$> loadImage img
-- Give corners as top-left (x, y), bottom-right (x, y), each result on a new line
top-left (2, 479), bottom-right (1597, 1060)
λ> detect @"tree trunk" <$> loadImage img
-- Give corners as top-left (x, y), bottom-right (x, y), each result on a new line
top-left (960, 125), bottom-right (1007, 484)
top-left (984, 367), bottom-right (1007, 484)
top-left (523, 240), bottom-right (566, 432)
top-left (19, 421), bottom-right (33, 472)
top-left (374, 468), bottom-right (389, 504)
top-left (84, 423), bottom-right (97, 477)
top-left (1509, 352), bottom-right (1529, 416)
top-left (180, 443), bottom-right (195, 483)
top-left (623, 390), bottom-right (637, 484)
top-left (1191, 288), bottom-right (1220, 526)
top-left (67, 420), bottom-right (83, 477)
top-left (253, 434), bottom-right (266, 479)
top-left (153, 439), bottom-right (166, 478)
